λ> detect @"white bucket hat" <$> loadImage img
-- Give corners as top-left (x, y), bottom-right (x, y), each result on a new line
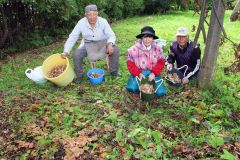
top-left (176, 27), bottom-right (189, 36)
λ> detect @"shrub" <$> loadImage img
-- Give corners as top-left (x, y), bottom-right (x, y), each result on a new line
top-left (144, 0), bottom-right (175, 14)
top-left (8, 31), bottom-right (53, 52)
top-left (123, 0), bottom-right (145, 18)
top-left (100, 0), bottom-right (124, 22)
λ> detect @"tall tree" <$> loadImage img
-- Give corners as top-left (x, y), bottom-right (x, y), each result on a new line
top-left (198, 0), bottom-right (227, 88)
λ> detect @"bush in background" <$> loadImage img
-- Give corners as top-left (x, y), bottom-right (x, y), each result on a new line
top-left (144, 0), bottom-right (175, 14)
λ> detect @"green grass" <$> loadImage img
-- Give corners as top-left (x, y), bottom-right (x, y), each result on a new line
top-left (0, 11), bottom-right (239, 159)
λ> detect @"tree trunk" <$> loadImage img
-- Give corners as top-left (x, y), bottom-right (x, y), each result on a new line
top-left (198, 0), bottom-right (226, 88)
top-left (0, 5), bottom-right (9, 48)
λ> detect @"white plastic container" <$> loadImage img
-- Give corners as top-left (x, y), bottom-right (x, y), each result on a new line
top-left (25, 66), bottom-right (47, 84)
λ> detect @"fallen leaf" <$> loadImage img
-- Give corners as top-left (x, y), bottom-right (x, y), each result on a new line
top-left (121, 147), bottom-right (127, 153)
top-left (71, 146), bottom-right (84, 157)
top-left (173, 144), bottom-right (184, 152)
top-left (103, 125), bottom-right (113, 132)
top-left (88, 135), bottom-right (98, 142)
top-left (18, 140), bottom-right (34, 149)
top-left (0, 136), bottom-right (4, 141)
top-left (76, 136), bottom-right (88, 147)
top-left (235, 142), bottom-right (240, 148)
top-left (99, 152), bottom-right (108, 158)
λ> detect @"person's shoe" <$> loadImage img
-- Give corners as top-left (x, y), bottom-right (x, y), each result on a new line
top-left (73, 74), bottom-right (84, 84)
top-left (110, 71), bottom-right (122, 77)
top-left (73, 77), bottom-right (82, 84)
top-left (130, 93), bottom-right (140, 101)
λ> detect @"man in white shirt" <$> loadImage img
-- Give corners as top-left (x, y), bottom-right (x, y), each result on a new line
top-left (61, 4), bottom-right (120, 83)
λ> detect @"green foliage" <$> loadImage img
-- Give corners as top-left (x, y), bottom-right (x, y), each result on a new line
top-left (221, 149), bottom-right (237, 160)
top-left (106, 111), bottom-right (118, 122)
top-left (227, 0), bottom-right (237, 9)
top-left (115, 129), bottom-right (123, 142)
top-left (123, 0), bottom-right (145, 17)
top-left (0, 50), bottom-right (6, 59)
top-left (8, 31), bottom-right (53, 52)
top-left (32, 0), bottom-right (79, 21)
top-left (209, 134), bottom-right (224, 148)
top-left (126, 128), bottom-right (170, 159)
top-left (144, 0), bottom-right (176, 14)
top-left (0, 0), bottom-right (7, 3)
top-left (101, 0), bottom-right (124, 21)
top-left (152, 130), bottom-right (162, 144)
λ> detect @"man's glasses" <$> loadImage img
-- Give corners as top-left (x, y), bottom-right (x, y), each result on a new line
top-left (143, 34), bottom-right (153, 38)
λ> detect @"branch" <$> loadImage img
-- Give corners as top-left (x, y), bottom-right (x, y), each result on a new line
top-left (230, 0), bottom-right (240, 21)
top-left (193, 0), bottom-right (207, 47)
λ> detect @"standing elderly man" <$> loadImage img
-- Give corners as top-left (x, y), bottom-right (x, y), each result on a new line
top-left (61, 4), bottom-right (120, 83)
top-left (167, 27), bottom-right (201, 84)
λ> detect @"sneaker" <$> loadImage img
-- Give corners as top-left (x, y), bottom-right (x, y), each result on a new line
top-left (73, 73), bottom-right (84, 84)
top-left (130, 93), bottom-right (140, 101)
top-left (110, 71), bottom-right (122, 77)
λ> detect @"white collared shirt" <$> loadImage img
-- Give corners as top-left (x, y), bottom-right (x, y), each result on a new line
top-left (142, 42), bottom-right (152, 50)
top-left (64, 17), bottom-right (116, 54)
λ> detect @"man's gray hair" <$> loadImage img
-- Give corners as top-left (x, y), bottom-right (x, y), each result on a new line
top-left (85, 4), bottom-right (98, 13)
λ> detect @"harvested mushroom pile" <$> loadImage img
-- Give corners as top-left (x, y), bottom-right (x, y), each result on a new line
top-left (90, 72), bottom-right (101, 78)
top-left (48, 64), bottom-right (67, 78)
top-left (140, 83), bottom-right (154, 94)
top-left (167, 73), bottom-right (181, 83)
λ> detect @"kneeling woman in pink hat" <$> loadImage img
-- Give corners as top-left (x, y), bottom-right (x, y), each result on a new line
top-left (125, 26), bottom-right (167, 97)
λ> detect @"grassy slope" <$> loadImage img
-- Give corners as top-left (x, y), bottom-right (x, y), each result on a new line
top-left (0, 11), bottom-right (239, 159)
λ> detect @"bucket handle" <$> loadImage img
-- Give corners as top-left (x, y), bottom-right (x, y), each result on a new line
top-left (177, 65), bottom-right (188, 77)
top-left (25, 68), bottom-right (33, 79)
top-left (136, 77), bottom-right (141, 90)
top-left (136, 77), bottom-right (142, 99)
top-left (154, 79), bottom-right (163, 93)
top-left (165, 77), bottom-right (174, 84)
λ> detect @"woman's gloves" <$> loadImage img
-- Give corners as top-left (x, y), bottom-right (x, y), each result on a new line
top-left (148, 73), bottom-right (155, 81)
top-left (138, 73), bottom-right (155, 81)
top-left (139, 73), bottom-right (146, 80)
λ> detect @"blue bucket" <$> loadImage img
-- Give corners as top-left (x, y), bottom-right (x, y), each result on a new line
top-left (87, 68), bottom-right (105, 85)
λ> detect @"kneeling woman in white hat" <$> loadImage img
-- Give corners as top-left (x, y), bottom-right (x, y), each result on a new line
top-left (126, 26), bottom-right (167, 97)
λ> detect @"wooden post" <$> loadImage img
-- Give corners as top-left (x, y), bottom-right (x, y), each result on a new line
top-left (198, 0), bottom-right (227, 88)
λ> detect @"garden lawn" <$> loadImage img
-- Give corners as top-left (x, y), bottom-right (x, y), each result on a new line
top-left (0, 11), bottom-right (239, 159)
